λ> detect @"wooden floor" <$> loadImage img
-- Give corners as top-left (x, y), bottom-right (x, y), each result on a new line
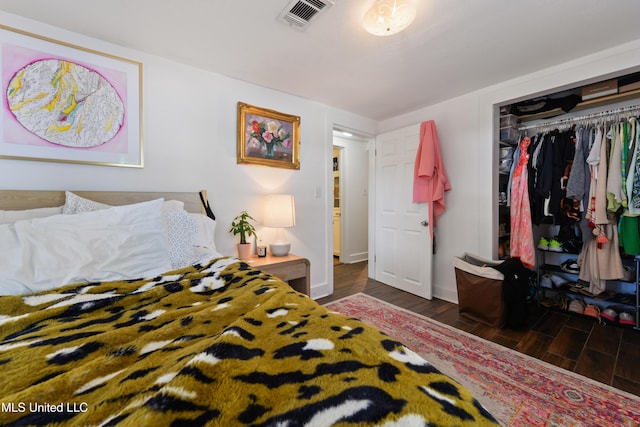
top-left (318, 260), bottom-right (640, 398)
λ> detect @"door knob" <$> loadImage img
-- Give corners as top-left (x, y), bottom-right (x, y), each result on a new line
top-left (421, 220), bottom-right (429, 227)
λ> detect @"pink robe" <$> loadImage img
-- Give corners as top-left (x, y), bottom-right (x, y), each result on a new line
top-left (413, 120), bottom-right (451, 242)
top-left (510, 137), bottom-right (535, 268)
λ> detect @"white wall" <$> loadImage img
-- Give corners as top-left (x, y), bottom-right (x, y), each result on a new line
top-left (0, 11), bottom-right (378, 299)
top-left (379, 39), bottom-right (640, 303)
top-left (5, 11), bottom-right (640, 304)
top-left (332, 136), bottom-right (369, 264)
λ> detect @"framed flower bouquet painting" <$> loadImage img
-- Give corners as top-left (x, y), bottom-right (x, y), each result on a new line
top-left (237, 102), bottom-right (300, 170)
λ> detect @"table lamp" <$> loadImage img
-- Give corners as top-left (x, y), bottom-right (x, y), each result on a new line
top-left (263, 194), bottom-right (296, 256)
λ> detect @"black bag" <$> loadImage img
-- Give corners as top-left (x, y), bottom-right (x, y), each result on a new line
top-left (491, 257), bottom-right (532, 329)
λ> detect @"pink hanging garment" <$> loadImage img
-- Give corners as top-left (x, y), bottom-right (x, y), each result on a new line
top-left (510, 137), bottom-right (535, 268)
top-left (412, 120), bottom-right (451, 243)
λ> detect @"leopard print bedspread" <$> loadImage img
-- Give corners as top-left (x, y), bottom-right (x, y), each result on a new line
top-left (0, 257), bottom-right (498, 426)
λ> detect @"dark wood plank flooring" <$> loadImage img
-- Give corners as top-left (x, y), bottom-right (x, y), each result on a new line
top-left (318, 260), bottom-right (640, 398)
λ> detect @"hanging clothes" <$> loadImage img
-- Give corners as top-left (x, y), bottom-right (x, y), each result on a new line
top-left (594, 125), bottom-right (610, 225)
top-left (412, 120), bottom-right (451, 244)
top-left (516, 109), bottom-right (640, 294)
top-left (506, 143), bottom-right (520, 207)
top-left (606, 123), bottom-right (624, 211)
top-left (567, 126), bottom-right (596, 247)
top-left (585, 126), bottom-right (603, 227)
top-left (578, 124), bottom-right (624, 293)
top-left (621, 117), bottom-right (640, 255)
top-left (510, 136), bottom-right (535, 268)
top-left (619, 216), bottom-right (640, 256)
top-left (578, 223), bottom-right (624, 294)
top-left (629, 118), bottom-right (640, 213)
top-left (566, 126), bottom-right (592, 206)
top-left (530, 132), bottom-right (555, 224)
top-left (620, 121), bottom-right (630, 208)
top-left (549, 129), bottom-right (575, 218)
top-left (526, 129), bottom-right (576, 225)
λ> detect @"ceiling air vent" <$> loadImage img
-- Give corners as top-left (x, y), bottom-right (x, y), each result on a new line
top-left (277, 0), bottom-right (335, 30)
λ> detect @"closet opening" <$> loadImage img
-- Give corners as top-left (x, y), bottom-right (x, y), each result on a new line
top-left (496, 67), bottom-right (640, 331)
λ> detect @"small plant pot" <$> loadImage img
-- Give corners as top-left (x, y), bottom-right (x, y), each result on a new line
top-left (236, 243), bottom-right (253, 260)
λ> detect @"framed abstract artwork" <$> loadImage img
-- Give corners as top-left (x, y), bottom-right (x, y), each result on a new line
top-left (0, 24), bottom-right (143, 167)
top-left (237, 102), bottom-right (300, 170)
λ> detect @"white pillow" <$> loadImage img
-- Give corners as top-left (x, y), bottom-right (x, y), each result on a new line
top-left (189, 213), bottom-right (218, 252)
top-left (63, 191), bottom-right (193, 268)
top-left (162, 199), bottom-right (186, 212)
top-left (0, 199), bottom-right (171, 295)
top-left (0, 206), bottom-right (63, 225)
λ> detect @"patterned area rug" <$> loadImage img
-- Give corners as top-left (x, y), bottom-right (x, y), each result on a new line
top-left (325, 293), bottom-right (640, 427)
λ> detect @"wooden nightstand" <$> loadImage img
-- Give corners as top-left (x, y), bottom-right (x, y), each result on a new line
top-left (247, 253), bottom-right (310, 296)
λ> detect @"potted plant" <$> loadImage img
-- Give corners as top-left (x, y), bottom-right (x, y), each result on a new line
top-left (229, 211), bottom-right (257, 260)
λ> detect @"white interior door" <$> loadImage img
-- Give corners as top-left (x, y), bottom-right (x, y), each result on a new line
top-left (374, 125), bottom-right (433, 299)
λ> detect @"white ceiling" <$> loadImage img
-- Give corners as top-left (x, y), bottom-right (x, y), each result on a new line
top-left (2, 0), bottom-right (640, 121)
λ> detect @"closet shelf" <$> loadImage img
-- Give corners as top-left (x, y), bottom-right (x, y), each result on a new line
top-left (540, 299), bottom-right (638, 329)
top-left (539, 263), bottom-right (579, 274)
top-left (517, 88), bottom-right (640, 122)
top-left (537, 251), bottom-right (639, 329)
top-left (538, 248), bottom-right (580, 256)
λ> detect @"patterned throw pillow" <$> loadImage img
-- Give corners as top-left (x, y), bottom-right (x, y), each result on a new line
top-left (164, 210), bottom-right (198, 269)
top-left (63, 191), bottom-right (110, 214)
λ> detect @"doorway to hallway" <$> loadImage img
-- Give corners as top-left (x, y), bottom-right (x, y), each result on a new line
top-left (331, 129), bottom-right (370, 270)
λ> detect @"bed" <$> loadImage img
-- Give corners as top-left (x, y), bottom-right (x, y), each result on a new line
top-left (0, 190), bottom-right (498, 427)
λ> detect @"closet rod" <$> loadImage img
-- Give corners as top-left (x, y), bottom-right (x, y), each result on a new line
top-left (517, 104), bottom-right (640, 131)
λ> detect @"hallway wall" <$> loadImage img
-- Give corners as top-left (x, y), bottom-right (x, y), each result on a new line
top-left (332, 135), bottom-right (369, 264)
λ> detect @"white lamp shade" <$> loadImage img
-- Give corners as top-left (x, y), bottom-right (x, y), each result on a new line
top-left (362, 0), bottom-right (417, 36)
top-left (263, 195), bottom-right (296, 228)
top-left (263, 194), bottom-right (295, 257)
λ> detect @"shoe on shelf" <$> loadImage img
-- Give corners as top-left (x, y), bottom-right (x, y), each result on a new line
top-left (619, 311), bottom-right (636, 327)
top-left (594, 290), bottom-right (613, 300)
top-left (601, 307), bottom-right (618, 323)
top-left (568, 298), bottom-right (585, 314)
top-left (568, 281), bottom-right (587, 293)
top-left (584, 304), bottom-right (601, 321)
top-left (622, 266), bottom-right (636, 282)
top-left (578, 287), bottom-right (596, 297)
top-left (554, 294), bottom-right (569, 311)
top-left (562, 238), bottom-right (582, 254)
top-left (540, 274), bottom-right (569, 289)
top-left (550, 275), bottom-right (569, 287)
top-left (539, 275), bottom-right (552, 289)
top-left (610, 293), bottom-right (635, 304)
top-left (539, 297), bottom-right (555, 307)
top-left (537, 237), bottom-right (550, 250)
top-left (561, 259), bottom-right (580, 274)
top-left (548, 238), bottom-right (564, 252)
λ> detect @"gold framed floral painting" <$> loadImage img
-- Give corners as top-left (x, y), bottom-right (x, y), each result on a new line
top-left (237, 102), bottom-right (300, 170)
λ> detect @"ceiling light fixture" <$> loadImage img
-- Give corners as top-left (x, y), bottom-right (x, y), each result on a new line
top-left (362, 0), bottom-right (416, 36)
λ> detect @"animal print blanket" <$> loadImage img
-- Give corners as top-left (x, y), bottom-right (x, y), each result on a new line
top-left (0, 257), bottom-right (498, 426)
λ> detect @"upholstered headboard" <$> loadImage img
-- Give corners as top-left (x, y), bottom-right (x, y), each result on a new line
top-left (0, 190), bottom-right (209, 214)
